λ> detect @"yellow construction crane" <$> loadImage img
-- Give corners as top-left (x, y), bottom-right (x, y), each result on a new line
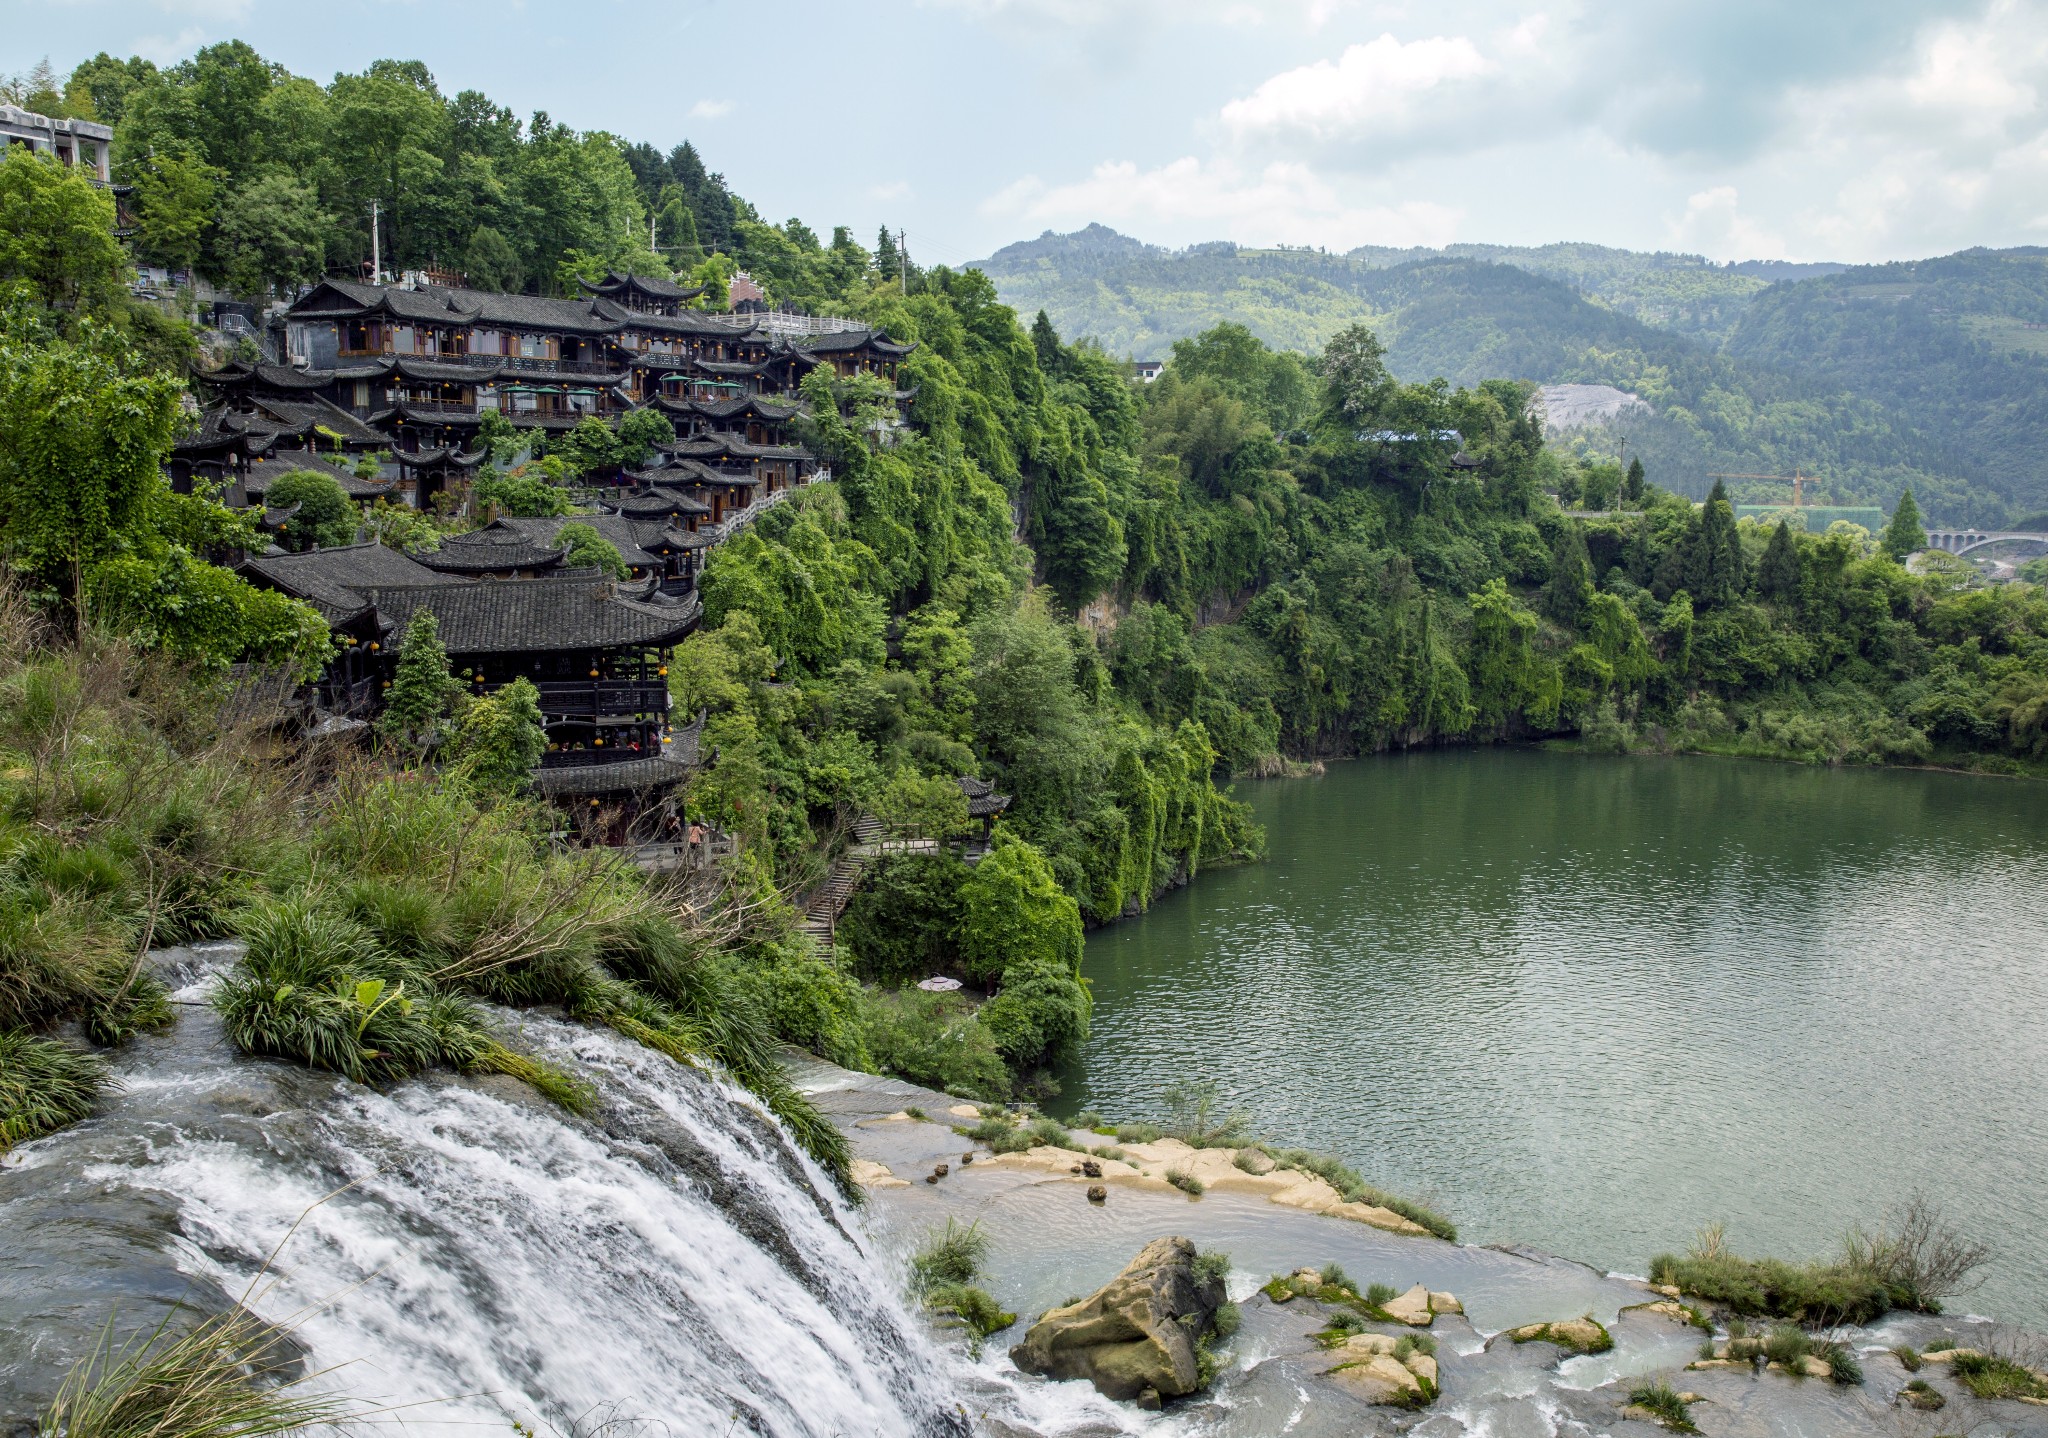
top-left (1708, 470), bottom-right (1817, 507)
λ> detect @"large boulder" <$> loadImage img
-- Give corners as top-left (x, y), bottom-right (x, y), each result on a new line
top-left (1009, 1236), bottom-right (1223, 1404)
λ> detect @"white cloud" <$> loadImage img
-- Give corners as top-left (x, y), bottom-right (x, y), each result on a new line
top-left (983, 155), bottom-right (1462, 249)
top-left (870, 179), bottom-right (913, 201)
top-left (128, 26), bottom-right (208, 65)
top-left (1221, 33), bottom-right (1492, 140)
top-left (1668, 187), bottom-right (1789, 261)
top-left (688, 99), bottom-right (733, 120)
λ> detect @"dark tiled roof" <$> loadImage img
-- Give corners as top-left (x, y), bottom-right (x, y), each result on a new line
top-left (656, 459), bottom-right (757, 489)
top-left (415, 530), bottom-right (569, 574)
top-left (800, 329), bottom-right (908, 355)
top-left (360, 573), bottom-right (699, 656)
top-left (657, 395), bottom-right (800, 423)
top-left (242, 454), bottom-right (395, 500)
top-left (239, 542), bottom-right (462, 623)
top-left (531, 753), bottom-right (696, 796)
top-left (583, 272), bottom-right (703, 303)
top-left (612, 487), bottom-right (713, 521)
top-left (493, 514), bottom-right (705, 565)
top-left (395, 357), bottom-right (500, 382)
top-left (665, 434), bottom-right (805, 461)
top-left (394, 446), bottom-right (489, 470)
top-left (957, 776), bottom-right (1012, 817)
top-left (619, 310), bottom-right (754, 338)
top-left (290, 280), bottom-right (624, 336)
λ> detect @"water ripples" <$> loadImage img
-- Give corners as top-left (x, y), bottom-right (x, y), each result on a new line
top-left (1065, 751), bottom-right (2048, 1327)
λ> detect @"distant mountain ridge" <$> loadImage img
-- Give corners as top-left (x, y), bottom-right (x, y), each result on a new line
top-left (970, 226), bottom-right (2048, 525)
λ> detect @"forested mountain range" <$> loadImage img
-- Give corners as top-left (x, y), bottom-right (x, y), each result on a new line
top-left (975, 227), bottom-right (2048, 526)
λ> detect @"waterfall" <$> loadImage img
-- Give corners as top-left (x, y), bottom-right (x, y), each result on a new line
top-left (1, 953), bottom-right (1157, 1437)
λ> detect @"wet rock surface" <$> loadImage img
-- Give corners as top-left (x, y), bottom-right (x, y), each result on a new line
top-left (797, 1053), bottom-right (2048, 1437)
top-left (1010, 1236), bottom-right (1222, 1403)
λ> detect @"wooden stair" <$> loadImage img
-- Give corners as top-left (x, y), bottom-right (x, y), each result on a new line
top-left (797, 814), bottom-right (933, 959)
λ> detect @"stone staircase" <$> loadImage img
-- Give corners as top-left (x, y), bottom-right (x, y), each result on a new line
top-left (798, 814), bottom-right (938, 958)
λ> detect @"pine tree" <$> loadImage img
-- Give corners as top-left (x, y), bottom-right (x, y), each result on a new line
top-left (1758, 520), bottom-right (1801, 602)
top-left (1882, 487), bottom-right (1928, 560)
top-left (1624, 518), bottom-right (1656, 587)
top-left (1030, 310), bottom-right (1066, 377)
top-left (1683, 480), bottom-right (1745, 609)
top-left (1622, 456), bottom-right (1645, 505)
top-left (379, 609), bottom-right (460, 756)
top-left (1543, 524), bottom-right (1593, 629)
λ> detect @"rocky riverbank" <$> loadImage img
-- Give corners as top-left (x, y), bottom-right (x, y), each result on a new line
top-left (791, 1052), bottom-right (2048, 1437)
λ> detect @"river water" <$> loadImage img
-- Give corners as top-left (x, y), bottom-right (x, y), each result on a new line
top-left (1062, 749), bottom-right (2048, 1328)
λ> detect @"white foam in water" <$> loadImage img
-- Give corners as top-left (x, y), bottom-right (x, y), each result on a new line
top-left (98, 1014), bottom-right (1164, 1437)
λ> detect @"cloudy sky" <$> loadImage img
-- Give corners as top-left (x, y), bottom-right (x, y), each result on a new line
top-left (12, 0), bottom-right (2048, 264)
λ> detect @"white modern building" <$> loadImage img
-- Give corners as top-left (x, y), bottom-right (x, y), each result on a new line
top-left (0, 103), bottom-right (112, 182)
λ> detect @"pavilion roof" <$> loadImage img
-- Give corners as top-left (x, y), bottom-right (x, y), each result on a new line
top-left (358, 573), bottom-right (700, 656)
top-left (238, 541), bottom-right (461, 624)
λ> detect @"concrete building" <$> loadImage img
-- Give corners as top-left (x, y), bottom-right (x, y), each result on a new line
top-left (0, 103), bottom-right (112, 182)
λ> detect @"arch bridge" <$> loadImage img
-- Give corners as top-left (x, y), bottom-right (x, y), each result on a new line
top-left (1924, 530), bottom-right (2048, 557)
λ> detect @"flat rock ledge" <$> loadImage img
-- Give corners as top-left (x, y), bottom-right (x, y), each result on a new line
top-left (1010, 1236), bottom-right (1223, 1407)
top-left (981, 1138), bottom-right (1431, 1236)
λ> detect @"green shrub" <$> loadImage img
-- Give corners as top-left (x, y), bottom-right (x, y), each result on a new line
top-left (1626, 1380), bottom-right (1699, 1433)
top-left (1165, 1167), bottom-right (1204, 1196)
top-left (837, 851), bottom-right (968, 985)
top-left (1211, 1299), bottom-right (1241, 1340)
top-left (924, 1282), bottom-right (1016, 1351)
top-left (1647, 1248), bottom-right (1905, 1325)
top-left (909, 1218), bottom-right (989, 1295)
top-left (1365, 1282), bottom-right (1397, 1308)
top-left (0, 1030), bottom-right (109, 1149)
top-left (1191, 1250), bottom-right (1231, 1287)
top-left (1023, 1115), bottom-right (1072, 1147)
top-left (1762, 1325), bottom-right (1812, 1369)
top-left (1817, 1338), bottom-right (1863, 1386)
top-left (1892, 1344), bottom-right (1922, 1371)
top-left (1162, 1078), bottom-right (1251, 1147)
top-left (860, 988), bottom-right (1009, 1100)
top-left (1950, 1352), bottom-right (2048, 1401)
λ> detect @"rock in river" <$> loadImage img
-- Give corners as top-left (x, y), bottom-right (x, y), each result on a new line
top-left (1009, 1235), bottom-right (1223, 1405)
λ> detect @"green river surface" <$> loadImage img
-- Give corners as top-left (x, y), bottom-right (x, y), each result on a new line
top-left (1059, 748), bottom-right (2048, 1328)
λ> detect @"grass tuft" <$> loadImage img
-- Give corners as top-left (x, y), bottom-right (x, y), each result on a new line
top-left (0, 1030), bottom-right (111, 1150)
top-left (1627, 1379), bottom-right (1699, 1433)
top-left (1950, 1351), bottom-right (2048, 1401)
top-left (1165, 1167), bottom-right (1205, 1196)
top-left (909, 1218), bottom-right (990, 1296)
top-left (37, 1305), bottom-right (356, 1438)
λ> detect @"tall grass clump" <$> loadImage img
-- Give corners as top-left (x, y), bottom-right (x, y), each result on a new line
top-left (1648, 1200), bottom-right (1988, 1325)
top-left (907, 1219), bottom-right (1013, 1352)
top-left (36, 1304), bottom-right (356, 1438)
top-left (1626, 1380), bottom-right (1699, 1433)
top-left (0, 1030), bottom-right (110, 1149)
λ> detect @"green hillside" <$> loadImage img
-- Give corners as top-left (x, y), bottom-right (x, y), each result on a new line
top-left (977, 229), bottom-right (2002, 523)
top-left (1727, 250), bottom-right (2048, 525)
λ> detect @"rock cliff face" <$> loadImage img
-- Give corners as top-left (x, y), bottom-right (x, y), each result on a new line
top-left (1009, 1236), bottom-right (1223, 1406)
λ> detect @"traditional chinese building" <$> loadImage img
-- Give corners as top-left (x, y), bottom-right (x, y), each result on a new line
top-left (182, 273), bottom-right (909, 512)
top-left (238, 542), bottom-right (702, 802)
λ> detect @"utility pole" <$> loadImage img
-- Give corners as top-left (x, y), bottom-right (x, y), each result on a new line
top-left (369, 200), bottom-right (381, 285)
